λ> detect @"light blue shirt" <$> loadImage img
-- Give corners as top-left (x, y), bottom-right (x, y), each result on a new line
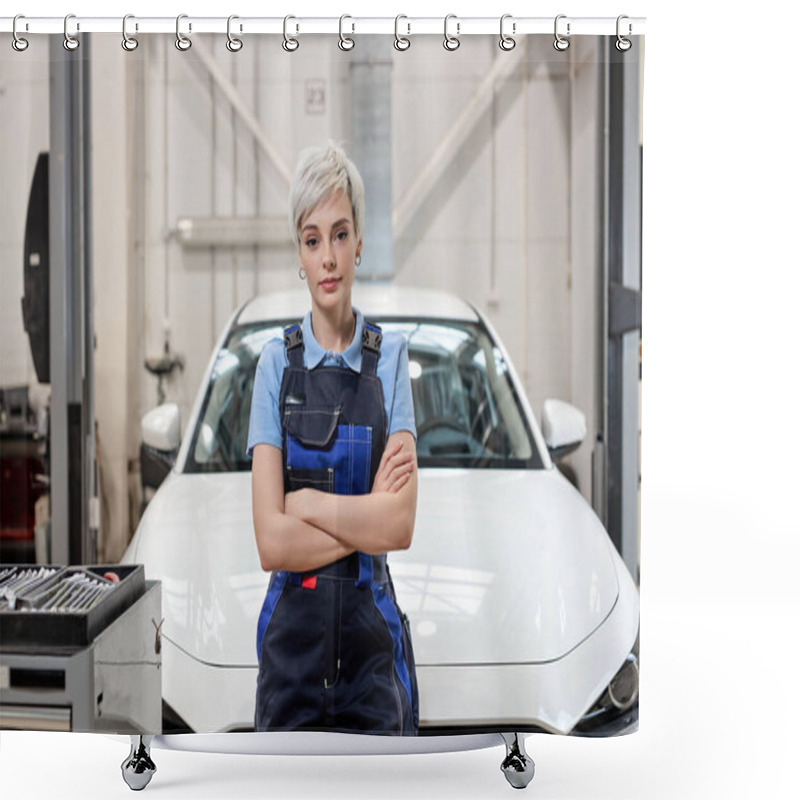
top-left (247, 307), bottom-right (416, 457)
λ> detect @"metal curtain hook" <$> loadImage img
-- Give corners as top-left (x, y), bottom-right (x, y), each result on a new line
top-left (12, 15), bottom-right (29, 52)
top-left (394, 15), bottom-right (410, 51)
top-left (616, 15), bottom-right (632, 52)
top-left (499, 14), bottom-right (516, 51)
top-left (283, 15), bottom-right (299, 52)
top-left (175, 14), bottom-right (192, 51)
top-left (63, 13), bottom-right (79, 51)
top-left (443, 14), bottom-right (460, 51)
top-left (227, 15), bottom-right (243, 52)
top-left (339, 14), bottom-right (355, 51)
top-left (553, 14), bottom-right (570, 52)
top-left (122, 14), bottom-right (139, 52)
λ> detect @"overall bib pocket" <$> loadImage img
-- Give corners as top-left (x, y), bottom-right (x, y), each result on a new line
top-left (286, 465), bottom-right (334, 492)
top-left (285, 407), bottom-right (373, 496)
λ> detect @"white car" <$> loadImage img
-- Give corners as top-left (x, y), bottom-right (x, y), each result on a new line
top-left (122, 286), bottom-right (639, 736)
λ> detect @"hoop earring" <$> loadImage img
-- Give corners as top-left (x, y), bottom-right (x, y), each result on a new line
top-left (355, 255), bottom-right (361, 268)
top-left (298, 267), bottom-right (306, 280)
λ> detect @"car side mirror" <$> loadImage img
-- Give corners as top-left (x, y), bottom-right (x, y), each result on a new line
top-left (141, 404), bottom-right (181, 492)
top-left (542, 399), bottom-right (586, 460)
top-left (142, 403), bottom-right (181, 451)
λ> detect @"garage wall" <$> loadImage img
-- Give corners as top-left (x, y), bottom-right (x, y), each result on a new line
top-left (90, 38), bottom-right (133, 563)
top-left (135, 36), bottom-right (309, 439)
top-left (132, 35), bottom-right (589, 459)
top-left (1, 34), bottom-right (606, 557)
top-left (569, 38), bottom-right (603, 506)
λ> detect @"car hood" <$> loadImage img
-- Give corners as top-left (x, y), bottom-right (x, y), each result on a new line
top-left (123, 468), bottom-right (620, 668)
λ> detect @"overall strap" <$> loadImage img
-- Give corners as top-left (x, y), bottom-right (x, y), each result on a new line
top-left (358, 321), bottom-right (383, 587)
top-left (355, 553), bottom-right (373, 589)
top-left (283, 323), bottom-right (304, 368)
top-left (283, 322), bottom-right (304, 587)
top-left (361, 321), bottom-right (382, 377)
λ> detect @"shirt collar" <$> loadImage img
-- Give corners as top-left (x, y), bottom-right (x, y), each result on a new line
top-left (301, 307), bottom-right (364, 372)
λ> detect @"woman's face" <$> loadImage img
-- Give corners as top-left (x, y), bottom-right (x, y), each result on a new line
top-left (298, 190), bottom-right (361, 315)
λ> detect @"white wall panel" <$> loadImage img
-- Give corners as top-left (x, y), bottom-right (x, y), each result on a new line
top-left (525, 240), bottom-right (572, 420)
top-left (228, 52), bottom-right (257, 216)
top-left (525, 78), bottom-right (570, 241)
top-left (91, 35), bottom-right (131, 561)
top-left (392, 37), bottom-right (497, 213)
top-left (570, 39), bottom-right (603, 502)
top-left (490, 66), bottom-right (528, 388)
top-left (167, 245), bottom-right (215, 416)
top-left (167, 58), bottom-right (214, 219)
top-left (141, 39), bottom-right (169, 414)
top-left (231, 49), bottom-right (260, 308)
top-left (208, 42), bottom-right (237, 346)
top-left (209, 39), bottom-right (236, 219)
top-left (397, 238), bottom-right (492, 303)
top-left (253, 47), bottom-right (294, 212)
top-left (491, 240), bottom-right (529, 390)
top-left (523, 50), bottom-right (572, 458)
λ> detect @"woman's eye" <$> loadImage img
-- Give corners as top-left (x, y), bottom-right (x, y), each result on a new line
top-left (305, 237), bottom-right (317, 247)
top-left (336, 230), bottom-right (348, 241)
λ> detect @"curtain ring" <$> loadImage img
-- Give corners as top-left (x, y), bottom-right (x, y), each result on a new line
top-left (394, 15), bottom-right (410, 51)
top-left (122, 14), bottom-right (139, 52)
top-left (227, 15), bottom-right (243, 52)
top-left (339, 14), bottom-right (355, 51)
top-left (175, 14), bottom-right (192, 51)
top-left (63, 13), bottom-right (79, 51)
top-left (443, 14), bottom-right (460, 51)
top-left (283, 15), bottom-right (299, 52)
top-left (499, 14), bottom-right (516, 51)
top-left (12, 15), bottom-right (29, 52)
top-left (616, 15), bottom-right (632, 52)
top-left (553, 14), bottom-right (570, 52)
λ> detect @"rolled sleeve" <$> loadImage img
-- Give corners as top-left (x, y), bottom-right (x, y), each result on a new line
top-left (246, 339), bottom-right (284, 457)
top-left (388, 336), bottom-right (417, 440)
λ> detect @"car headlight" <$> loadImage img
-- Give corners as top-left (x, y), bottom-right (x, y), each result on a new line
top-left (572, 651), bottom-right (639, 736)
top-left (608, 653), bottom-right (639, 710)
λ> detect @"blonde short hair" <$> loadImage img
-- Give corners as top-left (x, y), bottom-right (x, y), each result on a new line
top-left (288, 141), bottom-right (365, 250)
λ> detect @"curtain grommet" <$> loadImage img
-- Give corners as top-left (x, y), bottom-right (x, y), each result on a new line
top-left (63, 13), bottom-right (79, 51)
top-left (226, 15), bottom-right (243, 52)
top-left (175, 14), bottom-right (192, 51)
top-left (553, 14), bottom-right (570, 52)
top-left (443, 14), bottom-right (460, 51)
top-left (12, 15), bottom-right (29, 52)
top-left (615, 15), bottom-right (632, 52)
top-left (283, 15), bottom-right (299, 52)
top-left (122, 14), bottom-right (139, 52)
top-left (499, 14), bottom-right (516, 51)
top-left (394, 15), bottom-right (411, 51)
top-left (338, 14), bottom-right (355, 51)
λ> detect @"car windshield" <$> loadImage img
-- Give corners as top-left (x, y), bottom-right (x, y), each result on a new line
top-left (184, 318), bottom-right (543, 472)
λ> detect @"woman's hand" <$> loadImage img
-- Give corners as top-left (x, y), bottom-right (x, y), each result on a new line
top-left (372, 437), bottom-right (415, 494)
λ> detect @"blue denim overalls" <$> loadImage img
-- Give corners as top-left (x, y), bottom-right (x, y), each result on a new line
top-left (255, 320), bottom-right (419, 734)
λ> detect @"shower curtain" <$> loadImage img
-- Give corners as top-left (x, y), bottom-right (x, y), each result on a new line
top-left (0, 8), bottom-right (644, 781)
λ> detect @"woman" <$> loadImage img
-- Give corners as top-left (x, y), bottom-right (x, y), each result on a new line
top-left (247, 142), bottom-right (419, 735)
